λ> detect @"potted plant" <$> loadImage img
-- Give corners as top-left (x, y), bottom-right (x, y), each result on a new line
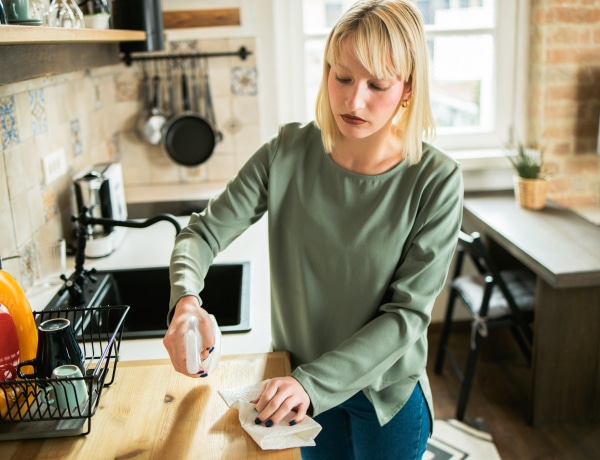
top-left (507, 143), bottom-right (548, 210)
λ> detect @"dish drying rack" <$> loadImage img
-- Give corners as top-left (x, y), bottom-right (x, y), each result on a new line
top-left (0, 305), bottom-right (129, 441)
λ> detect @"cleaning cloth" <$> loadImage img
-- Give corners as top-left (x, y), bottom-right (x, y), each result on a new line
top-left (219, 381), bottom-right (322, 450)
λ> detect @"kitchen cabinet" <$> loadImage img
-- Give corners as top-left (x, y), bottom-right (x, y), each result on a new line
top-left (0, 353), bottom-right (301, 459)
top-left (0, 26), bottom-right (146, 84)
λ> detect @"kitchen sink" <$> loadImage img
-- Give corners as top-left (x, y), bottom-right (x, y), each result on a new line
top-left (44, 263), bottom-right (251, 339)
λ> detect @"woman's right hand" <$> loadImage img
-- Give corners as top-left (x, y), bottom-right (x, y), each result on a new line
top-left (163, 295), bottom-right (215, 377)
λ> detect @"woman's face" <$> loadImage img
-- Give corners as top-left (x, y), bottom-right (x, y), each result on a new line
top-left (327, 41), bottom-right (409, 141)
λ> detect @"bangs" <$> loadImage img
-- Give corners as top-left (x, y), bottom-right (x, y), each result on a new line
top-left (326, 14), bottom-right (413, 82)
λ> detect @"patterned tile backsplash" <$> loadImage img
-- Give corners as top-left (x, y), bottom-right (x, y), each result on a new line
top-left (29, 89), bottom-right (47, 136)
top-left (1, 96), bottom-right (19, 150)
top-left (231, 66), bottom-right (258, 96)
top-left (0, 37), bottom-right (260, 291)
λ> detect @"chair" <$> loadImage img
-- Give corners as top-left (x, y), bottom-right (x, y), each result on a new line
top-left (434, 230), bottom-right (536, 420)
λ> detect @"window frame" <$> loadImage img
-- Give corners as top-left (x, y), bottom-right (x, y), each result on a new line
top-left (270, 0), bottom-right (529, 155)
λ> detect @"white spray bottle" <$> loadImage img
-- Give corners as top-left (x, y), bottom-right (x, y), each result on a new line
top-left (185, 314), bottom-right (221, 375)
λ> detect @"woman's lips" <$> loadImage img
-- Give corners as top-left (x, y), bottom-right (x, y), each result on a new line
top-left (341, 114), bottom-right (366, 125)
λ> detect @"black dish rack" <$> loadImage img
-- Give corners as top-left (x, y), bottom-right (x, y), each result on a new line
top-left (0, 305), bottom-right (129, 441)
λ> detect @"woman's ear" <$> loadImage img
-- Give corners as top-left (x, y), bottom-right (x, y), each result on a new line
top-left (402, 82), bottom-right (412, 104)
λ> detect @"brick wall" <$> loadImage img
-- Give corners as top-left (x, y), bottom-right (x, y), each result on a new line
top-left (529, 0), bottom-right (600, 206)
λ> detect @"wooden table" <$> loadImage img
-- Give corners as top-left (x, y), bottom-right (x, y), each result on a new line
top-left (462, 192), bottom-right (600, 426)
top-left (0, 352), bottom-right (300, 459)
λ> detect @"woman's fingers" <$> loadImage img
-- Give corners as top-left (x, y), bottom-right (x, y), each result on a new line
top-left (253, 377), bottom-right (310, 426)
top-left (163, 296), bottom-right (214, 377)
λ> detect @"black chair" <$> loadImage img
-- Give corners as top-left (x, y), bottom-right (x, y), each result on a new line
top-left (434, 230), bottom-right (536, 420)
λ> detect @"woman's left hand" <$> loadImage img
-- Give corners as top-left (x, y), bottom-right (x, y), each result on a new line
top-left (253, 377), bottom-right (310, 427)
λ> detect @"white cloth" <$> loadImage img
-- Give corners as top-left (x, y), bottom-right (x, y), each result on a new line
top-left (219, 381), bottom-right (322, 450)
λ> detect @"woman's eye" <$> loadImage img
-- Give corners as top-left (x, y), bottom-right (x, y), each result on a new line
top-left (369, 83), bottom-right (388, 92)
top-left (336, 76), bottom-right (351, 84)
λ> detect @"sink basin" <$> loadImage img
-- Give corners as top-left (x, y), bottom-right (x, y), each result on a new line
top-left (44, 263), bottom-right (251, 340)
top-left (99, 263), bottom-right (250, 338)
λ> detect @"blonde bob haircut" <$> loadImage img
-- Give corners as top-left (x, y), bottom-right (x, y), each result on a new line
top-left (315, 0), bottom-right (435, 165)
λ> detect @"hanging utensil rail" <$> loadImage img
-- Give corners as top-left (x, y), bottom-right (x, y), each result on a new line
top-left (122, 46), bottom-right (251, 66)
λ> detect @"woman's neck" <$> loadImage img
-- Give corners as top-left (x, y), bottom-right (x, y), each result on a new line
top-left (330, 130), bottom-right (405, 175)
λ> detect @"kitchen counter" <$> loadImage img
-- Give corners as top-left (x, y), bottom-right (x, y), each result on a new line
top-left (1, 352), bottom-right (300, 459)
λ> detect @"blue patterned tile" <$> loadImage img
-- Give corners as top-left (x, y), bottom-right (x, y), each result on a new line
top-left (231, 66), bottom-right (258, 96)
top-left (0, 96), bottom-right (19, 150)
top-left (71, 118), bottom-right (83, 156)
top-left (29, 89), bottom-right (47, 136)
top-left (41, 185), bottom-right (59, 222)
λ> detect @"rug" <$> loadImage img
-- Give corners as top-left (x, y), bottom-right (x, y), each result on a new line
top-left (425, 419), bottom-right (502, 459)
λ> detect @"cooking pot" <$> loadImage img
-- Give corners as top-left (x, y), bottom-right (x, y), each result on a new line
top-left (161, 61), bottom-right (220, 167)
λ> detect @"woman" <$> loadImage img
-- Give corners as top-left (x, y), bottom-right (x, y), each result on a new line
top-left (163, 1), bottom-right (463, 458)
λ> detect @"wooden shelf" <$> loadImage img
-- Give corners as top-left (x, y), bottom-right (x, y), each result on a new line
top-left (0, 26), bottom-right (146, 45)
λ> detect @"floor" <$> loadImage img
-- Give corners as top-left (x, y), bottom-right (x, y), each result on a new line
top-left (427, 323), bottom-right (600, 460)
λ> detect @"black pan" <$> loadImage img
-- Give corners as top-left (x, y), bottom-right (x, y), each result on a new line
top-left (162, 64), bottom-right (217, 167)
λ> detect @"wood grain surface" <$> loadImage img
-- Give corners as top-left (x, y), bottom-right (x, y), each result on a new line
top-left (163, 8), bottom-right (241, 29)
top-left (0, 353), bottom-right (300, 459)
top-left (0, 26), bottom-right (145, 45)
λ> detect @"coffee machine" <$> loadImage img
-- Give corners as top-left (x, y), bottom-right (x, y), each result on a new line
top-left (73, 163), bottom-right (128, 258)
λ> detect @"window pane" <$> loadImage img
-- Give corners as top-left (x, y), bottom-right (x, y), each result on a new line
top-left (429, 34), bottom-right (494, 130)
top-left (303, 0), bottom-right (356, 34)
top-left (304, 39), bottom-right (327, 118)
top-left (416, 0), bottom-right (494, 28)
top-left (301, 0), bottom-right (500, 137)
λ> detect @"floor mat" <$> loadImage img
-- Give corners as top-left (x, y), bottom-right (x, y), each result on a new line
top-left (425, 419), bottom-right (502, 459)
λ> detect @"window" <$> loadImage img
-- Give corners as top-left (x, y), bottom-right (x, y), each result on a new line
top-left (274, 0), bottom-right (526, 153)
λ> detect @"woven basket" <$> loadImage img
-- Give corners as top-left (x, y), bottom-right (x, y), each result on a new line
top-left (513, 176), bottom-right (548, 210)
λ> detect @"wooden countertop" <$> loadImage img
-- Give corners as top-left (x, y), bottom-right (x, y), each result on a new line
top-left (463, 192), bottom-right (600, 288)
top-left (1, 353), bottom-right (300, 459)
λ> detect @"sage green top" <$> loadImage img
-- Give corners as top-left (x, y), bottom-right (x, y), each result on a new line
top-left (169, 121), bottom-right (463, 426)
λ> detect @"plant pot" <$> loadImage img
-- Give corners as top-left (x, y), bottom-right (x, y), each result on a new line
top-left (513, 176), bottom-right (548, 210)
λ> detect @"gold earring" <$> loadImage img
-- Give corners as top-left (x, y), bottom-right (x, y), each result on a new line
top-left (401, 99), bottom-right (409, 108)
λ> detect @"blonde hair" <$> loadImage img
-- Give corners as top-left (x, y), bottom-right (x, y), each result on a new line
top-left (315, 0), bottom-right (435, 165)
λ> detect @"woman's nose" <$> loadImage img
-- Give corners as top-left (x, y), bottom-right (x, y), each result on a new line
top-left (346, 84), bottom-right (367, 111)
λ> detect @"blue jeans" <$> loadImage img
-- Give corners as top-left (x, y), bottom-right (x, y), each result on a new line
top-left (301, 384), bottom-right (431, 460)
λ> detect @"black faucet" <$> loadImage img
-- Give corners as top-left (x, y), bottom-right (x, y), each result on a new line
top-left (59, 206), bottom-right (181, 307)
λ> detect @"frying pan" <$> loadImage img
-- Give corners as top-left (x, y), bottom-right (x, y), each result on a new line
top-left (162, 62), bottom-right (219, 167)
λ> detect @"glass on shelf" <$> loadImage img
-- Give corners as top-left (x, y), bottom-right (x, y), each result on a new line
top-left (47, 0), bottom-right (83, 27)
top-left (67, 0), bottom-right (84, 27)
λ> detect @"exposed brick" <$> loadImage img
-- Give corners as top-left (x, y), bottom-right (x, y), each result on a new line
top-left (533, 7), bottom-right (552, 25)
top-left (547, 175), bottom-right (572, 193)
top-left (564, 156), bottom-right (600, 174)
top-left (525, 0), bottom-right (599, 206)
top-left (542, 83), bottom-right (578, 100)
top-left (548, 142), bottom-right (572, 156)
top-left (543, 103), bottom-right (579, 119)
top-left (546, 26), bottom-right (592, 47)
top-left (554, 7), bottom-right (600, 24)
top-left (546, 48), bottom-right (599, 64)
